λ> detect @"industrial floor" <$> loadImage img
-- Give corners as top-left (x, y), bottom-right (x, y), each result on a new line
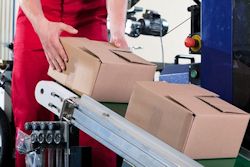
top-left (103, 103), bottom-right (250, 167)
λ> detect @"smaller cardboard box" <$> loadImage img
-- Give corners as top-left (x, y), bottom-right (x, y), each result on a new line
top-left (48, 37), bottom-right (156, 102)
top-left (125, 81), bottom-right (250, 159)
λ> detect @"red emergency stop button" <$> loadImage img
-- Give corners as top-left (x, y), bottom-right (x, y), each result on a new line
top-left (185, 37), bottom-right (196, 48)
top-left (184, 34), bottom-right (201, 53)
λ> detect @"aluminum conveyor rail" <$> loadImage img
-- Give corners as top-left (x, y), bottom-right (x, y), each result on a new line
top-left (35, 81), bottom-right (203, 167)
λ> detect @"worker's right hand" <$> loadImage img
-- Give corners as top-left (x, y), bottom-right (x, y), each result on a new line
top-left (34, 17), bottom-right (78, 72)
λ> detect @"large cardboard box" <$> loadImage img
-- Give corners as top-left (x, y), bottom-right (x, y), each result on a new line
top-left (48, 37), bottom-right (156, 102)
top-left (126, 81), bottom-right (250, 159)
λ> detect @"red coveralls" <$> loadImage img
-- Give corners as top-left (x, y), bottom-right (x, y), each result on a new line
top-left (12, 0), bottom-right (117, 166)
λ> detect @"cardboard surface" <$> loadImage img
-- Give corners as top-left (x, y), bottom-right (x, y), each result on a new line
top-left (48, 37), bottom-right (156, 102)
top-left (126, 81), bottom-right (250, 159)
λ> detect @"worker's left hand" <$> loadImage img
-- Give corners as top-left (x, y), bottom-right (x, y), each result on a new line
top-left (110, 35), bottom-right (128, 49)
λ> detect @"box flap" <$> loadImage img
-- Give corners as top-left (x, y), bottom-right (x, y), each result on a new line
top-left (80, 39), bottom-right (124, 64)
top-left (61, 37), bottom-right (154, 65)
top-left (111, 50), bottom-right (155, 65)
top-left (168, 95), bottom-right (214, 115)
top-left (198, 97), bottom-right (248, 114)
top-left (61, 37), bottom-right (122, 64)
top-left (83, 40), bottom-right (154, 65)
top-left (77, 38), bottom-right (139, 64)
top-left (183, 84), bottom-right (219, 97)
top-left (137, 81), bottom-right (218, 97)
top-left (60, 37), bottom-right (88, 48)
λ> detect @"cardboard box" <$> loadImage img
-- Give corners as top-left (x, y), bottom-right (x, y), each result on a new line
top-left (125, 81), bottom-right (250, 159)
top-left (48, 37), bottom-right (156, 102)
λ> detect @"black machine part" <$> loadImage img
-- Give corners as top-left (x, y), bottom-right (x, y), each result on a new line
top-left (232, 0), bottom-right (250, 153)
top-left (0, 108), bottom-right (12, 167)
top-left (139, 10), bottom-right (168, 36)
top-left (127, 0), bottom-right (140, 9)
top-left (188, 4), bottom-right (200, 35)
top-left (0, 72), bottom-right (11, 97)
top-left (25, 121), bottom-right (67, 148)
top-left (0, 60), bottom-right (13, 97)
top-left (174, 55), bottom-right (195, 64)
top-left (185, 0), bottom-right (201, 54)
top-left (174, 55), bottom-right (200, 85)
top-left (23, 121), bottom-right (93, 167)
top-left (126, 9), bottom-right (168, 38)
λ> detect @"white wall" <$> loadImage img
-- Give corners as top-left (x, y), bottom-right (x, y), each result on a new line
top-left (126, 0), bottom-right (199, 63)
top-left (15, 0), bottom-right (19, 23)
top-left (0, 0), bottom-right (15, 60)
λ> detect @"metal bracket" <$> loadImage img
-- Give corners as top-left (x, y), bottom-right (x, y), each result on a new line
top-left (60, 97), bottom-right (79, 121)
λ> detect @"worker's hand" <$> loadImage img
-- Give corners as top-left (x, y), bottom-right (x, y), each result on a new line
top-left (107, 0), bottom-right (128, 49)
top-left (110, 35), bottom-right (128, 49)
top-left (34, 17), bottom-right (78, 72)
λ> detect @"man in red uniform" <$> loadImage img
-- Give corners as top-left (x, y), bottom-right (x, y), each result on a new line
top-left (13, 0), bottom-right (128, 166)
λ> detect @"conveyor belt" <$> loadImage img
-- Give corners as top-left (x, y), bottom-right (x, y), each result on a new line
top-left (35, 81), bottom-right (202, 167)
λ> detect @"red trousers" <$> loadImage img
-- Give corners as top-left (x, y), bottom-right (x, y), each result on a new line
top-left (12, 1), bottom-right (117, 166)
